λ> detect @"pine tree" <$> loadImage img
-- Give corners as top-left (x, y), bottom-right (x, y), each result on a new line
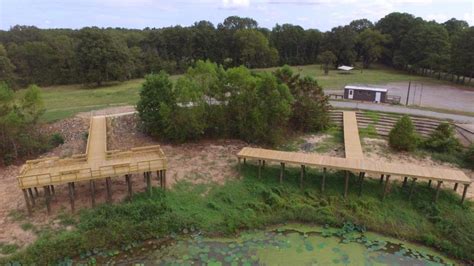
top-left (388, 115), bottom-right (419, 151)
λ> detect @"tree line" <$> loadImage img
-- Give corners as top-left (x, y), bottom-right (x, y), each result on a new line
top-left (0, 13), bottom-right (473, 88)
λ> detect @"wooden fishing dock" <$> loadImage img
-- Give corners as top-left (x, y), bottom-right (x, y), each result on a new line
top-left (18, 116), bottom-right (167, 215)
top-left (237, 111), bottom-right (471, 203)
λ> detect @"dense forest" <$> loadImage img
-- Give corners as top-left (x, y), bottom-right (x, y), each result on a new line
top-left (0, 13), bottom-right (473, 88)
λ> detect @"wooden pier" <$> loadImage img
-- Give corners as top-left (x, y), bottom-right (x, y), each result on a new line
top-left (18, 116), bottom-right (167, 215)
top-left (237, 111), bottom-right (471, 203)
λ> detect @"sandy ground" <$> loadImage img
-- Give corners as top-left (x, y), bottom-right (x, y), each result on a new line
top-left (0, 111), bottom-right (472, 254)
top-left (326, 81), bottom-right (474, 113)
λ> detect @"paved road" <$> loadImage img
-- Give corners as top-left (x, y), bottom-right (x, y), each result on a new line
top-left (330, 101), bottom-right (474, 123)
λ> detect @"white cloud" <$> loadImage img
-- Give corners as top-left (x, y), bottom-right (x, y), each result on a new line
top-left (222, 0), bottom-right (251, 8)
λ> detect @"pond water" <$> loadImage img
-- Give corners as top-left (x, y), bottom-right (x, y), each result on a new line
top-left (78, 224), bottom-right (456, 265)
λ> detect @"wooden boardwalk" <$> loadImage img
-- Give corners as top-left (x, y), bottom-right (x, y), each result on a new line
top-left (237, 112), bottom-right (471, 203)
top-left (343, 111), bottom-right (364, 159)
top-left (18, 116), bottom-right (167, 214)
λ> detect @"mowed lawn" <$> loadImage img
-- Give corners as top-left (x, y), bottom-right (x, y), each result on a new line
top-left (36, 64), bottom-right (462, 122)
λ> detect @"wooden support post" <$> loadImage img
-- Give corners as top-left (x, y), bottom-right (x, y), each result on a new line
top-left (402, 177), bottom-right (408, 188)
top-left (461, 184), bottom-right (468, 204)
top-left (145, 172), bottom-right (152, 195)
top-left (243, 158), bottom-right (246, 164)
top-left (258, 160), bottom-right (262, 178)
top-left (379, 174), bottom-right (384, 184)
top-left (68, 183), bottom-right (75, 212)
top-left (409, 178), bottom-right (417, 200)
top-left (358, 172), bottom-right (365, 196)
top-left (158, 170), bottom-right (163, 188)
top-left (125, 174), bottom-right (133, 199)
top-left (27, 188), bottom-right (35, 207)
top-left (105, 177), bottom-right (112, 203)
top-left (280, 163), bottom-right (285, 184)
top-left (300, 165), bottom-right (305, 190)
top-left (344, 171), bottom-right (349, 198)
top-left (90, 180), bottom-right (96, 207)
top-left (44, 186), bottom-right (51, 215)
top-left (22, 189), bottom-right (32, 216)
top-left (321, 168), bottom-right (326, 193)
top-left (50, 185), bottom-right (56, 201)
top-left (262, 160), bottom-right (266, 168)
top-left (454, 183), bottom-right (458, 192)
top-left (34, 187), bottom-right (39, 197)
top-left (434, 181), bottom-right (443, 202)
top-left (238, 158), bottom-right (241, 172)
top-left (428, 180), bottom-right (432, 188)
top-left (382, 175), bottom-right (391, 200)
top-left (163, 170), bottom-right (167, 190)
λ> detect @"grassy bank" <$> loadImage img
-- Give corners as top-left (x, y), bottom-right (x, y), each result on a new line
top-left (3, 164), bottom-right (473, 264)
top-left (33, 64), bottom-right (465, 122)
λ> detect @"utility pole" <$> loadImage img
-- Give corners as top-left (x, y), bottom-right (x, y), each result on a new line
top-left (406, 81), bottom-right (411, 106)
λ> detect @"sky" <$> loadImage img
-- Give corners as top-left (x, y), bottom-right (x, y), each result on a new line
top-left (0, 0), bottom-right (472, 31)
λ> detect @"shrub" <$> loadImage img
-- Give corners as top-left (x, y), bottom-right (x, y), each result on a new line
top-left (424, 123), bottom-right (460, 153)
top-left (3, 153), bottom-right (15, 166)
top-left (465, 144), bottom-right (474, 169)
top-left (49, 133), bottom-right (64, 147)
top-left (388, 115), bottom-right (419, 151)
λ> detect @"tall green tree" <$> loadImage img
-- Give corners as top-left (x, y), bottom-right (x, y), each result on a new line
top-left (274, 66), bottom-right (329, 131)
top-left (0, 44), bottom-right (15, 86)
top-left (400, 22), bottom-right (450, 76)
top-left (234, 29), bottom-right (278, 68)
top-left (136, 72), bottom-right (176, 138)
top-left (450, 27), bottom-right (474, 83)
top-left (317, 50), bottom-right (337, 75)
top-left (322, 26), bottom-right (357, 66)
top-left (271, 24), bottom-right (306, 65)
top-left (76, 27), bottom-right (130, 86)
top-left (376, 12), bottom-right (422, 65)
top-left (357, 29), bottom-right (388, 68)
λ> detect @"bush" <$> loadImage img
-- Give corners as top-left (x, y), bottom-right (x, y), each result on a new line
top-left (423, 123), bottom-right (460, 153)
top-left (465, 144), bottom-right (474, 169)
top-left (388, 115), bottom-right (419, 151)
top-left (49, 133), bottom-right (64, 147)
top-left (3, 153), bottom-right (15, 166)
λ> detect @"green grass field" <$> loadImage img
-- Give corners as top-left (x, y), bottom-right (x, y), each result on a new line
top-left (35, 65), bottom-right (466, 122)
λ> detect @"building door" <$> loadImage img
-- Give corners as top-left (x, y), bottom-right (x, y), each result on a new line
top-left (375, 92), bottom-right (381, 103)
top-left (348, 90), bottom-right (354, 99)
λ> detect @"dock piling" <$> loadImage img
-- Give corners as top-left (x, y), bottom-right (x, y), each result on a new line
top-left (461, 184), bottom-right (469, 204)
top-left (44, 186), bottom-right (51, 215)
top-left (68, 182), bottom-right (75, 212)
top-left (409, 178), bottom-right (417, 200)
top-left (90, 180), bottom-right (96, 207)
top-left (321, 168), bottom-right (326, 193)
top-left (382, 175), bottom-right (391, 200)
top-left (27, 188), bottom-right (35, 207)
top-left (125, 174), bottom-right (133, 199)
top-left (434, 181), bottom-right (443, 202)
top-left (344, 171), bottom-right (349, 198)
top-left (22, 189), bottom-right (32, 216)
top-left (106, 177), bottom-right (112, 203)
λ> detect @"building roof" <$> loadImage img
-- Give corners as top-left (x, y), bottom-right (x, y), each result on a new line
top-left (344, 85), bottom-right (387, 93)
top-left (338, 65), bottom-right (354, 71)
